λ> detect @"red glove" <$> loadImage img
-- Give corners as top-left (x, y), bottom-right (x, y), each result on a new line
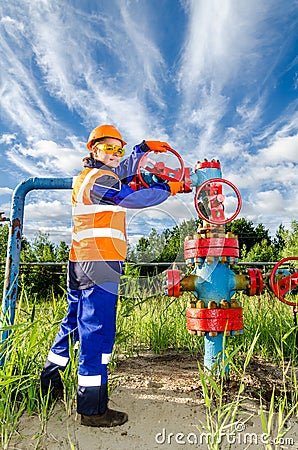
top-left (168, 181), bottom-right (184, 195)
top-left (145, 140), bottom-right (172, 153)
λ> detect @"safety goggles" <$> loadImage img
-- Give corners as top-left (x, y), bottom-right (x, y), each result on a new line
top-left (95, 143), bottom-right (125, 157)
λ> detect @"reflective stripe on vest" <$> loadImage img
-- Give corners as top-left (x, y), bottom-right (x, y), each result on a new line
top-left (70, 167), bottom-right (127, 262)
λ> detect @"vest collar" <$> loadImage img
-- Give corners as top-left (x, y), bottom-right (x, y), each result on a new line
top-left (84, 158), bottom-right (113, 171)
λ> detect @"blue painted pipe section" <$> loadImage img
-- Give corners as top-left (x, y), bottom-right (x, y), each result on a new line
top-left (1, 177), bottom-right (73, 363)
top-left (204, 333), bottom-right (225, 372)
top-left (193, 261), bottom-right (236, 302)
top-left (192, 260), bottom-right (237, 374)
top-left (190, 166), bottom-right (222, 187)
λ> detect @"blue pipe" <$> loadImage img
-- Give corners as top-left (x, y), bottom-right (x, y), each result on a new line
top-left (204, 333), bottom-right (225, 372)
top-left (1, 177), bottom-right (73, 364)
top-left (192, 261), bottom-right (237, 374)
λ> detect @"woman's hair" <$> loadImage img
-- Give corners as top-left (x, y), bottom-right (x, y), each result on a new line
top-left (82, 152), bottom-right (94, 163)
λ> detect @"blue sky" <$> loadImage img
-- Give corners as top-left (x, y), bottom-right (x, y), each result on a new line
top-left (0, 0), bottom-right (298, 246)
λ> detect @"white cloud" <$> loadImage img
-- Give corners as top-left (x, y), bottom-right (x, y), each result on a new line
top-left (24, 199), bottom-right (71, 221)
top-left (259, 133), bottom-right (298, 164)
top-left (127, 234), bottom-right (145, 246)
top-left (253, 189), bottom-right (284, 214)
top-left (6, 140), bottom-right (83, 177)
top-left (22, 197), bottom-right (72, 243)
top-left (0, 187), bottom-right (13, 195)
top-left (174, 0), bottom-right (298, 170)
top-left (23, 223), bottom-right (72, 244)
top-left (0, 133), bottom-right (16, 145)
top-left (178, 0), bottom-right (268, 96)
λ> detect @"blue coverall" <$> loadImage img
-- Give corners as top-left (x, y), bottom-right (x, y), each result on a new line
top-left (40, 141), bottom-right (171, 415)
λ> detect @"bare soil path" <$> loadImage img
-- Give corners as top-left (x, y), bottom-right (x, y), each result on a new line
top-left (11, 351), bottom-right (298, 450)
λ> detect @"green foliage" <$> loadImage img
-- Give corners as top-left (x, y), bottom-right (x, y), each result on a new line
top-left (239, 221), bottom-right (298, 262)
top-left (127, 218), bottom-right (200, 265)
top-left (56, 241), bottom-right (71, 262)
top-left (18, 232), bottom-right (69, 298)
top-left (0, 228), bottom-right (69, 299)
top-left (278, 221), bottom-right (298, 257)
top-left (20, 232), bottom-right (56, 262)
top-left (128, 217), bottom-right (298, 267)
top-left (116, 292), bottom-right (204, 355)
top-left (243, 238), bottom-right (278, 262)
top-left (273, 224), bottom-right (286, 254)
top-left (0, 224), bottom-right (9, 262)
top-left (226, 218), bottom-right (272, 254)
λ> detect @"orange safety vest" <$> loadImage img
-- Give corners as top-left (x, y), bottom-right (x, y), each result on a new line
top-left (69, 167), bottom-right (127, 262)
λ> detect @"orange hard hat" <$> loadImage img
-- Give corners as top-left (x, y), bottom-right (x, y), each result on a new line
top-left (86, 124), bottom-right (127, 150)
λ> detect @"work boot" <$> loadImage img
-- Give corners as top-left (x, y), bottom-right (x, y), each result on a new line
top-left (81, 408), bottom-right (128, 427)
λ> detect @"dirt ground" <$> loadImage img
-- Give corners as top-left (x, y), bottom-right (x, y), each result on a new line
top-left (10, 351), bottom-right (298, 450)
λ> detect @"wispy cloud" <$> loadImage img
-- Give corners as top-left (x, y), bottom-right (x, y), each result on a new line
top-left (176, 0), bottom-right (298, 158)
top-left (0, 0), bottom-right (298, 241)
top-left (7, 140), bottom-right (84, 177)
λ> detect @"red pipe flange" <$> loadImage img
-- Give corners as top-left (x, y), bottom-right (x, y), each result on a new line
top-left (186, 307), bottom-right (243, 332)
top-left (167, 269), bottom-right (181, 297)
top-left (247, 268), bottom-right (264, 296)
top-left (184, 237), bottom-right (239, 259)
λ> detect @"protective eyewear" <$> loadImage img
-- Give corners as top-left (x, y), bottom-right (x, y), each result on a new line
top-left (95, 143), bottom-right (125, 157)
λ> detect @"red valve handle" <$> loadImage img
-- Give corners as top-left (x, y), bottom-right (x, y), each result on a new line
top-left (137, 148), bottom-right (185, 188)
top-left (270, 257), bottom-right (298, 306)
top-left (194, 178), bottom-right (242, 225)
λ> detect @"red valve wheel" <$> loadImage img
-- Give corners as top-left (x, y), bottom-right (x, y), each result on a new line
top-left (137, 148), bottom-right (185, 188)
top-left (270, 257), bottom-right (298, 306)
top-left (194, 178), bottom-right (242, 225)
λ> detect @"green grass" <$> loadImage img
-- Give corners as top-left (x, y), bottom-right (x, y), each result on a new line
top-left (0, 284), bottom-right (297, 449)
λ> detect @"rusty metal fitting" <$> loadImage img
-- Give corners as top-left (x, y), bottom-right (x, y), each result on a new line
top-left (208, 301), bottom-right (217, 309)
top-left (230, 298), bottom-right (240, 308)
top-left (231, 330), bottom-right (243, 336)
top-left (196, 300), bottom-right (206, 308)
top-left (187, 301), bottom-right (197, 308)
top-left (0, 212), bottom-right (8, 222)
top-left (209, 332), bottom-right (218, 337)
top-left (180, 274), bottom-right (197, 292)
top-left (220, 300), bottom-right (229, 309)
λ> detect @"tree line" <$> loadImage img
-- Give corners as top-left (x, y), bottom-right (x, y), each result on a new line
top-left (127, 218), bottom-right (298, 266)
top-left (1, 219), bottom-right (298, 298)
top-left (0, 225), bottom-right (69, 298)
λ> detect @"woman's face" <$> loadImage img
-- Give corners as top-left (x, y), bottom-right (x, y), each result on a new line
top-left (92, 137), bottom-right (123, 168)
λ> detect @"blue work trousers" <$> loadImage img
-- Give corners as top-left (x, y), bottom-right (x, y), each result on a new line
top-left (41, 282), bottom-right (118, 414)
